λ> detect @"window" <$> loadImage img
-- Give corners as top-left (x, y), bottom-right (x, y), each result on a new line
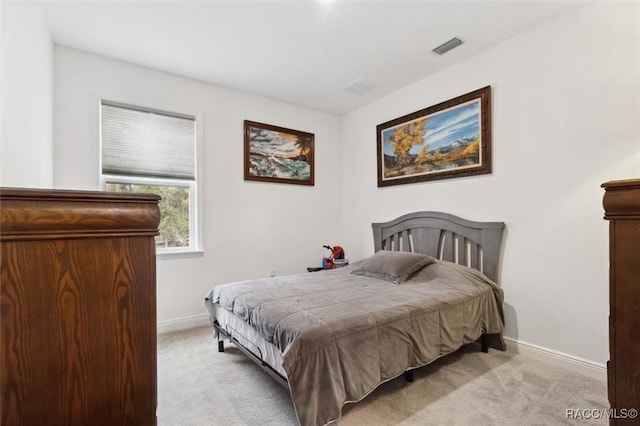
top-left (100, 101), bottom-right (199, 253)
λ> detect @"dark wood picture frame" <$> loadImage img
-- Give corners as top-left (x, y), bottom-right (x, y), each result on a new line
top-left (377, 86), bottom-right (491, 187)
top-left (244, 120), bottom-right (315, 186)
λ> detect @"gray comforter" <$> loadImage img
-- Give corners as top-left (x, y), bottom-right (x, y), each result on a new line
top-left (205, 259), bottom-right (504, 426)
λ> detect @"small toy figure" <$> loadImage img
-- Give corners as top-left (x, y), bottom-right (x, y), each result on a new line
top-left (307, 245), bottom-right (348, 272)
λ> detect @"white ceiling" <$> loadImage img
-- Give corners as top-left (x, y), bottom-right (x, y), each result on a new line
top-left (42, 0), bottom-right (585, 115)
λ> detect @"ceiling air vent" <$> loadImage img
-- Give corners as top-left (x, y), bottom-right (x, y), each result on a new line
top-left (343, 77), bottom-right (373, 95)
top-left (432, 37), bottom-right (463, 55)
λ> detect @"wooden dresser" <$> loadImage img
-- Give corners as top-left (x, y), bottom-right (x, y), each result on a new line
top-left (1, 188), bottom-right (160, 426)
top-left (603, 179), bottom-right (640, 424)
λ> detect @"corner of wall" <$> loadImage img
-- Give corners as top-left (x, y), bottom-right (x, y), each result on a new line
top-left (0, 2), bottom-right (54, 188)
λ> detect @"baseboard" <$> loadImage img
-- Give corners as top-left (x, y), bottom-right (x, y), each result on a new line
top-left (157, 313), bottom-right (210, 335)
top-left (504, 337), bottom-right (606, 382)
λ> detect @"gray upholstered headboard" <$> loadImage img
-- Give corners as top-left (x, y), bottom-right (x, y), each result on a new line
top-left (372, 211), bottom-right (505, 283)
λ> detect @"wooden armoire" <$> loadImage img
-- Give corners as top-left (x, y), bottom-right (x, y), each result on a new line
top-left (1, 187), bottom-right (160, 426)
top-left (603, 179), bottom-right (640, 424)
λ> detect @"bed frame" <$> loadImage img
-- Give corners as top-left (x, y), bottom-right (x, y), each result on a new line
top-left (373, 211), bottom-right (505, 283)
top-left (214, 211), bottom-right (506, 387)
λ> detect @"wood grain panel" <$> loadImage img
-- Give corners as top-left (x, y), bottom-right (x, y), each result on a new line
top-left (603, 180), bottom-right (640, 219)
top-left (1, 188), bottom-right (158, 426)
top-left (0, 187), bottom-right (160, 240)
top-left (603, 179), bottom-right (640, 425)
top-left (612, 221), bottom-right (640, 423)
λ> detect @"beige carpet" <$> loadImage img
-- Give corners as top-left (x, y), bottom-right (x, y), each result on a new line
top-left (158, 326), bottom-right (607, 426)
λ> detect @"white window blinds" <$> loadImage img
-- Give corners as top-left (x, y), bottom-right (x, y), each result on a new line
top-left (101, 102), bottom-right (196, 180)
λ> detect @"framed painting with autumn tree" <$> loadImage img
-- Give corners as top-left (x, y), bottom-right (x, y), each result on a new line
top-left (377, 86), bottom-right (491, 187)
top-left (244, 120), bottom-right (314, 186)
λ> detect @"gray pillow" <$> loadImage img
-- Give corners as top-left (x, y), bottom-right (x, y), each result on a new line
top-left (350, 250), bottom-right (435, 284)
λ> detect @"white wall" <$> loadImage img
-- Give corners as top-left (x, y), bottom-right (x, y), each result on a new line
top-left (53, 47), bottom-right (343, 331)
top-left (340, 2), bottom-right (640, 365)
top-left (0, 2), bottom-right (54, 187)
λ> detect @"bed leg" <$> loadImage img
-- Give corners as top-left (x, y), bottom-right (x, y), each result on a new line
top-left (403, 370), bottom-right (414, 382)
top-left (481, 334), bottom-right (488, 353)
top-left (218, 339), bottom-right (225, 353)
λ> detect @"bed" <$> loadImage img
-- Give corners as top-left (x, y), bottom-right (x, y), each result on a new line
top-left (204, 211), bottom-right (506, 426)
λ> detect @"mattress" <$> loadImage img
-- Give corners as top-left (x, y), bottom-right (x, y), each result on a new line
top-left (214, 304), bottom-right (286, 377)
top-left (205, 257), bottom-right (504, 426)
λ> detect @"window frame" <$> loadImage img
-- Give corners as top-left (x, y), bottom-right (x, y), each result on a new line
top-left (98, 99), bottom-right (203, 257)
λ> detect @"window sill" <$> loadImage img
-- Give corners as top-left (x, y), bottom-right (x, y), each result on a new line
top-left (156, 249), bottom-right (204, 260)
